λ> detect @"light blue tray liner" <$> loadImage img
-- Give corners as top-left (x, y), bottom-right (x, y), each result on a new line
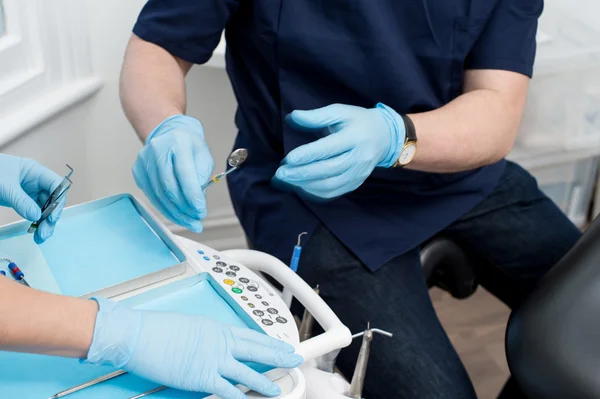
top-left (0, 274), bottom-right (272, 398)
top-left (0, 196), bottom-right (181, 297)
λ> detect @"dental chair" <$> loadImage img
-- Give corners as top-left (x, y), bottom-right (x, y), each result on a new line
top-left (422, 218), bottom-right (600, 399)
top-left (420, 237), bottom-right (479, 299)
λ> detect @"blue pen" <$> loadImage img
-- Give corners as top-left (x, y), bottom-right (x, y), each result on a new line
top-left (290, 232), bottom-right (307, 273)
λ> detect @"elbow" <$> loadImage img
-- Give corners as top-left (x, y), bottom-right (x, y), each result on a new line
top-left (493, 136), bottom-right (516, 164)
top-left (488, 115), bottom-right (521, 164)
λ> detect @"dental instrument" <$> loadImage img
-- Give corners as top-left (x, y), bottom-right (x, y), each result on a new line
top-left (290, 233), bottom-right (307, 273)
top-left (8, 262), bottom-right (29, 287)
top-left (299, 285), bottom-right (319, 342)
top-left (347, 324), bottom-right (393, 399)
top-left (48, 370), bottom-right (127, 398)
top-left (283, 232), bottom-right (307, 308)
top-left (28, 165), bottom-right (73, 234)
top-left (128, 385), bottom-right (167, 399)
top-left (201, 148), bottom-right (248, 190)
top-left (0, 258), bottom-right (29, 287)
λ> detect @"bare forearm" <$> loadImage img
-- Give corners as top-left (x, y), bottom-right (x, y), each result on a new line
top-left (120, 34), bottom-right (192, 141)
top-left (0, 278), bottom-right (97, 358)
top-left (407, 70), bottom-right (529, 173)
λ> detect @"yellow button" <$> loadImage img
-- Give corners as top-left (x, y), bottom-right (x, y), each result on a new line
top-left (224, 279), bottom-right (235, 286)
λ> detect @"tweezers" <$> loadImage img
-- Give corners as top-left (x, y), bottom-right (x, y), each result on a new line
top-left (28, 165), bottom-right (73, 233)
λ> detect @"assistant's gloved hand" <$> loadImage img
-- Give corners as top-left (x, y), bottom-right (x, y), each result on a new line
top-left (133, 115), bottom-right (214, 233)
top-left (0, 154), bottom-right (66, 244)
top-left (273, 103), bottom-right (406, 199)
top-left (86, 297), bottom-right (303, 399)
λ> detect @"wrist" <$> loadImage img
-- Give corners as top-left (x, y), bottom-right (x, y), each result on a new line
top-left (83, 297), bottom-right (141, 368)
top-left (374, 103), bottom-right (406, 168)
top-left (145, 114), bottom-right (205, 145)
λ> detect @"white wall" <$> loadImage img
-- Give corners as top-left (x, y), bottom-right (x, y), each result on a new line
top-left (0, 0), bottom-right (246, 249)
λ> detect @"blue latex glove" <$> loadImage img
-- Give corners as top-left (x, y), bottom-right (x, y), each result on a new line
top-left (0, 154), bottom-right (66, 244)
top-left (86, 297), bottom-right (303, 399)
top-left (273, 103), bottom-right (406, 199)
top-left (133, 115), bottom-right (214, 233)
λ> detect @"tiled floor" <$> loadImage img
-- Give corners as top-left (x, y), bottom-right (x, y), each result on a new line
top-left (430, 287), bottom-right (511, 399)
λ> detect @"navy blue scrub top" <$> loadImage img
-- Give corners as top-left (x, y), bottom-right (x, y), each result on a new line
top-left (133, 0), bottom-right (543, 271)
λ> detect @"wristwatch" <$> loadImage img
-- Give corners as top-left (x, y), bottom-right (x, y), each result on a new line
top-left (392, 114), bottom-right (418, 167)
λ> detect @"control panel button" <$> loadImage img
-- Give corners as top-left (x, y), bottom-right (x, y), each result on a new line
top-left (213, 255), bottom-right (221, 260)
top-left (223, 279), bottom-right (235, 286)
top-left (276, 317), bottom-right (288, 324)
top-left (262, 319), bottom-right (274, 326)
top-left (267, 308), bottom-right (278, 315)
top-left (197, 250), bottom-right (205, 255)
top-left (241, 296), bottom-right (248, 301)
top-left (230, 265), bottom-right (240, 271)
top-left (248, 281), bottom-right (259, 288)
top-left (262, 301), bottom-right (269, 306)
top-left (247, 286), bottom-right (258, 292)
top-left (203, 256), bottom-right (210, 261)
top-left (216, 261), bottom-right (227, 267)
top-left (232, 288), bottom-right (243, 294)
top-left (226, 271), bottom-right (237, 278)
top-left (239, 277), bottom-right (250, 284)
top-left (248, 303), bottom-right (255, 309)
top-left (212, 267), bottom-right (223, 273)
top-left (255, 295), bottom-right (262, 299)
top-left (253, 310), bottom-right (265, 317)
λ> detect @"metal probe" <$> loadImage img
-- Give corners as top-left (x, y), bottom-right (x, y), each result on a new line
top-left (49, 370), bottom-right (127, 398)
top-left (128, 385), bottom-right (167, 399)
top-left (298, 285), bottom-right (319, 342)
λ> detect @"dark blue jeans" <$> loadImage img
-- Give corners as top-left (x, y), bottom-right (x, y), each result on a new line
top-left (294, 161), bottom-right (582, 398)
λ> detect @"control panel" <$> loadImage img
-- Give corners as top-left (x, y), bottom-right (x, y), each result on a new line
top-left (178, 239), bottom-right (299, 344)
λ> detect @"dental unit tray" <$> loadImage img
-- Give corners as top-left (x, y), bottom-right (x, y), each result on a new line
top-left (0, 194), bottom-right (351, 399)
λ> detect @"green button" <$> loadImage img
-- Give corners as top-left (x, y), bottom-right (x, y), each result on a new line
top-left (232, 288), bottom-right (243, 294)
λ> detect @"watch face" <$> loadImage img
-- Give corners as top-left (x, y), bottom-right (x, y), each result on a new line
top-left (399, 143), bottom-right (417, 165)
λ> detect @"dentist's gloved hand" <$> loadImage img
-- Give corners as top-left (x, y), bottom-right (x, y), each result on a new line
top-left (133, 115), bottom-right (214, 233)
top-left (86, 297), bottom-right (303, 399)
top-left (0, 154), bottom-right (66, 244)
top-left (273, 103), bottom-right (406, 199)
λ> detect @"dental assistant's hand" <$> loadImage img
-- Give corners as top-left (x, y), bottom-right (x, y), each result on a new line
top-left (273, 103), bottom-right (406, 199)
top-left (86, 298), bottom-right (303, 399)
top-left (133, 115), bottom-right (214, 233)
top-left (0, 154), bottom-right (66, 244)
